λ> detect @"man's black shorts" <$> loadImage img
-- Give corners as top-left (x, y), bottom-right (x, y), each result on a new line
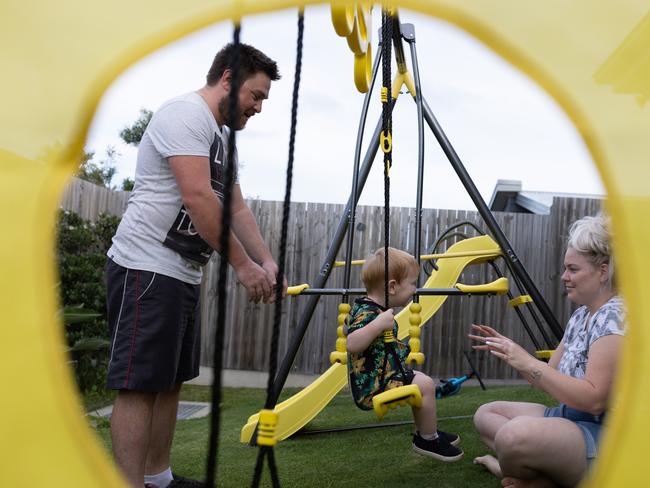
top-left (105, 259), bottom-right (201, 392)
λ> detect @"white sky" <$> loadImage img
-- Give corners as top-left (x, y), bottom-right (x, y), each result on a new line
top-left (86, 5), bottom-right (604, 211)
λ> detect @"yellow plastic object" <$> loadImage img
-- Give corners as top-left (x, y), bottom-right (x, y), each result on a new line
top-left (392, 70), bottom-right (417, 99)
top-left (353, 43), bottom-right (373, 93)
top-left (3, 2), bottom-right (650, 487)
top-left (509, 294), bottom-right (533, 308)
top-left (420, 249), bottom-right (504, 261)
top-left (381, 86), bottom-right (389, 103)
top-left (240, 361), bottom-right (348, 443)
top-left (329, 303), bottom-right (350, 364)
top-left (406, 302), bottom-right (425, 365)
top-left (383, 330), bottom-right (395, 343)
top-left (330, 1), bottom-right (354, 36)
top-left (380, 130), bottom-right (392, 153)
top-left (455, 277), bottom-right (509, 295)
top-left (333, 258), bottom-right (366, 267)
top-left (332, 248), bottom-right (503, 267)
top-left (372, 384), bottom-right (422, 420)
top-left (241, 235), bottom-right (502, 443)
top-left (256, 410), bottom-right (279, 447)
top-left (329, 351), bottom-right (347, 364)
top-left (535, 350), bottom-right (554, 360)
top-left (287, 283), bottom-right (310, 295)
top-left (331, 0), bottom-right (373, 92)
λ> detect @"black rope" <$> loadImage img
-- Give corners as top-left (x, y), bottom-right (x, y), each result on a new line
top-left (251, 9), bottom-right (304, 488)
top-left (381, 7), bottom-right (392, 310)
top-left (204, 26), bottom-right (241, 488)
top-left (375, 6), bottom-right (394, 392)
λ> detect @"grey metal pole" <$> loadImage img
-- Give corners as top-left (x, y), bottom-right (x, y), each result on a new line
top-left (421, 98), bottom-right (563, 343)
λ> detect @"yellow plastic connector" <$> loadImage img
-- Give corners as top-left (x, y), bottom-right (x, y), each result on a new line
top-left (330, 303), bottom-right (350, 364)
top-left (406, 351), bottom-right (424, 365)
top-left (287, 283), bottom-right (310, 295)
top-left (509, 295), bottom-right (533, 307)
top-left (381, 86), bottom-right (389, 103)
top-left (372, 384), bottom-right (422, 419)
top-left (256, 409), bottom-right (278, 447)
top-left (380, 131), bottom-right (392, 153)
top-left (535, 350), bottom-right (554, 360)
top-left (383, 330), bottom-right (395, 343)
top-left (329, 351), bottom-right (347, 364)
top-left (455, 277), bottom-right (509, 295)
top-left (406, 302), bottom-right (425, 365)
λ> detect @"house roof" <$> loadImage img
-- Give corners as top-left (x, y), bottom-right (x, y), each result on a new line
top-left (489, 179), bottom-right (604, 214)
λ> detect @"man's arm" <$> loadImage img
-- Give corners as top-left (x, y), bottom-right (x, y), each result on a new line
top-left (230, 184), bottom-right (274, 265)
top-left (169, 155), bottom-right (272, 303)
top-left (231, 184), bottom-right (288, 298)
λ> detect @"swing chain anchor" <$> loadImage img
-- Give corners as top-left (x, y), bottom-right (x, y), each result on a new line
top-left (330, 302), bottom-right (350, 364)
top-left (406, 302), bottom-right (425, 365)
top-left (380, 131), bottom-right (392, 153)
top-left (256, 409), bottom-right (279, 447)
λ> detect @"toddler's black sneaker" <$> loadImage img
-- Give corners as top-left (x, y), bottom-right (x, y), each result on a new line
top-left (437, 429), bottom-right (460, 446)
top-left (412, 433), bottom-right (464, 462)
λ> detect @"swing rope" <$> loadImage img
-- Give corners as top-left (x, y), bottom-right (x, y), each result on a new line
top-left (251, 9), bottom-right (305, 488)
top-left (381, 6), bottom-right (392, 313)
top-left (376, 6), bottom-right (410, 390)
top-left (204, 24), bottom-right (242, 488)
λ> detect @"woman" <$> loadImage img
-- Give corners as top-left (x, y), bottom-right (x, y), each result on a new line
top-left (470, 214), bottom-right (625, 487)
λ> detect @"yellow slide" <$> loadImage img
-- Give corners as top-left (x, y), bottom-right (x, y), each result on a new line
top-left (240, 235), bottom-right (501, 443)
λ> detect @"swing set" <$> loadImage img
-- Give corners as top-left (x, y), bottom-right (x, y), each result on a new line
top-left (242, 6), bottom-right (565, 448)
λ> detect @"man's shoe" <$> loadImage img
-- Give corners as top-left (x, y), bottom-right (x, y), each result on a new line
top-left (169, 473), bottom-right (204, 487)
top-left (437, 429), bottom-right (460, 446)
top-left (412, 433), bottom-right (464, 462)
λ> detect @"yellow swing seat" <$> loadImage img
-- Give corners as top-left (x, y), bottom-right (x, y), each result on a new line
top-left (372, 384), bottom-right (422, 419)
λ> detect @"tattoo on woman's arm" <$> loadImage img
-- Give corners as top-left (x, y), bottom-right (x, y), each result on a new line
top-left (530, 369), bottom-right (542, 381)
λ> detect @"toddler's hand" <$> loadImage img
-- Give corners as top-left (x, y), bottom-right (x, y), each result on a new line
top-left (375, 308), bottom-right (395, 332)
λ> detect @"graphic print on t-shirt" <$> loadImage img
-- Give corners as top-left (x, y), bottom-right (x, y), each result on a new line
top-left (163, 130), bottom-right (235, 265)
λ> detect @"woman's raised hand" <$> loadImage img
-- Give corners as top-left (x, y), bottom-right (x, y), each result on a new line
top-left (468, 323), bottom-right (536, 372)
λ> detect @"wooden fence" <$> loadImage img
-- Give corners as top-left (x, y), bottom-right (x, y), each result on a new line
top-left (60, 177), bottom-right (602, 379)
top-left (60, 177), bottom-right (130, 220)
top-left (198, 198), bottom-right (602, 380)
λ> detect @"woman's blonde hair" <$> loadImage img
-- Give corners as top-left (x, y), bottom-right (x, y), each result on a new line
top-left (567, 213), bottom-right (615, 288)
top-left (361, 247), bottom-right (419, 293)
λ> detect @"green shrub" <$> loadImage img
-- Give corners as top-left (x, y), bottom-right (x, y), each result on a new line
top-left (57, 210), bottom-right (120, 394)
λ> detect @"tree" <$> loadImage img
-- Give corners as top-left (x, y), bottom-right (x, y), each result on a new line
top-left (77, 146), bottom-right (118, 188)
top-left (119, 108), bottom-right (152, 146)
top-left (79, 108), bottom-right (152, 190)
top-left (120, 177), bottom-right (135, 191)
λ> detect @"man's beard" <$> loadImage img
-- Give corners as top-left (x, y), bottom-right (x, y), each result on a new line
top-left (218, 97), bottom-right (246, 130)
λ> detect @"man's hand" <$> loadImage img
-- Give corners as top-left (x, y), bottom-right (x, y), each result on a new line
top-left (234, 259), bottom-right (273, 304)
top-left (261, 260), bottom-right (288, 303)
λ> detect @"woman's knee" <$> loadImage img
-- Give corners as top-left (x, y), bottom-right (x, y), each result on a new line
top-left (494, 417), bottom-right (537, 458)
top-left (473, 401), bottom-right (508, 429)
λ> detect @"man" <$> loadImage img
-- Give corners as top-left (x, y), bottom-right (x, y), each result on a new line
top-left (105, 43), bottom-right (283, 488)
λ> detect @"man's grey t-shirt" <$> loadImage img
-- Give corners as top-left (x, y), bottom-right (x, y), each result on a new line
top-left (108, 91), bottom-right (238, 285)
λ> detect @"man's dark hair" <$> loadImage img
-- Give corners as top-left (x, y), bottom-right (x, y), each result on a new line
top-left (206, 43), bottom-right (281, 85)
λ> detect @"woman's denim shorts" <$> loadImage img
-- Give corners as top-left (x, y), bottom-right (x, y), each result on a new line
top-left (544, 403), bottom-right (605, 463)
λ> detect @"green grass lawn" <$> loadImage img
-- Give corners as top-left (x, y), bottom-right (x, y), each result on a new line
top-left (89, 384), bottom-right (554, 487)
